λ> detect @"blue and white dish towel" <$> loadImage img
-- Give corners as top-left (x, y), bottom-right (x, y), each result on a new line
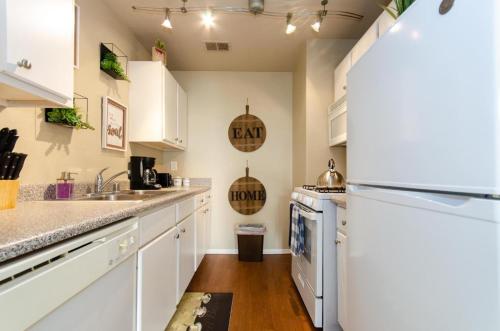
top-left (290, 204), bottom-right (305, 256)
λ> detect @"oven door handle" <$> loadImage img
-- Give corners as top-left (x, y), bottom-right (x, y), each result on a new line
top-left (295, 205), bottom-right (321, 222)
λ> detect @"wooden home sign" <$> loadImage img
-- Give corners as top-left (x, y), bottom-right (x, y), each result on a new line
top-left (228, 167), bottom-right (266, 215)
top-left (228, 100), bottom-right (266, 152)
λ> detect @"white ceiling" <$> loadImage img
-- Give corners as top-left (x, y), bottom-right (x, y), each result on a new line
top-left (103, 0), bottom-right (385, 71)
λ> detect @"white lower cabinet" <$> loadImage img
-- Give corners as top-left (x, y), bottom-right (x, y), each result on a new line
top-left (195, 208), bottom-right (205, 270)
top-left (336, 231), bottom-right (348, 330)
top-left (336, 205), bottom-right (348, 330)
top-left (177, 214), bottom-right (195, 303)
top-left (136, 193), bottom-right (210, 330)
top-left (137, 226), bottom-right (178, 331)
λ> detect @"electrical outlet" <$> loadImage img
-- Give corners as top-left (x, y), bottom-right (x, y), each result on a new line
top-left (170, 161), bottom-right (178, 171)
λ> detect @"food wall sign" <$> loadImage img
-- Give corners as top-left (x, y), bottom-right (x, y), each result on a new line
top-left (228, 100), bottom-right (266, 152)
top-left (228, 166), bottom-right (266, 215)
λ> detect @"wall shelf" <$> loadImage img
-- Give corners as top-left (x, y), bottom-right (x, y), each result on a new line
top-left (44, 93), bottom-right (89, 129)
top-left (100, 42), bottom-right (129, 81)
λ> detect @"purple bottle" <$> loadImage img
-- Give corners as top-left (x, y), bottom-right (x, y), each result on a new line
top-left (56, 172), bottom-right (76, 200)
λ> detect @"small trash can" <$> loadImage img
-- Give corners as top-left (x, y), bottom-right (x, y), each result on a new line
top-left (235, 224), bottom-right (266, 262)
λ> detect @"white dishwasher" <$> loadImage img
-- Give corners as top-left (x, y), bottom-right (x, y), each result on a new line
top-left (0, 218), bottom-right (139, 331)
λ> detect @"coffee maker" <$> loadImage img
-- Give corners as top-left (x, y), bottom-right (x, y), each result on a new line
top-left (129, 156), bottom-right (161, 190)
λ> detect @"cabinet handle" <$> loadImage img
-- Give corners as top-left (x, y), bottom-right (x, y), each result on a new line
top-left (179, 139), bottom-right (183, 143)
top-left (17, 59), bottom-right (32, 69)
top-left (342, 85), bottom-right (346, 90)
top-left (342, 220), bottom-right (347, 226)
top-left (174, 233), bottom-right (180, 239)
top-left (181, 228), bottom-right (186, 233)
top-left (335, 240), bottom-right (341, 245)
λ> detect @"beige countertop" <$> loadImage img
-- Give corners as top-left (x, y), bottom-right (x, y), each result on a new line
top-left (0, 186), bottom-right (210, 263)
top-left (331, 195), bottom-right (346, 208)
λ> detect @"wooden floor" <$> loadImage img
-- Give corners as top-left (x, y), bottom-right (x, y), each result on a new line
top-left (187, 254), bottom-right (319, 331)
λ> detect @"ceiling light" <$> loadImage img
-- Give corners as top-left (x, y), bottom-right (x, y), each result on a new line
top-left (311, 13), bottom-right (323, 32)
top-left (162, 8), bottom-right (173, 29)
top-left (286, 13), bottom-right (296, 34)
top-left (202, 9), bottom-right (215, 28)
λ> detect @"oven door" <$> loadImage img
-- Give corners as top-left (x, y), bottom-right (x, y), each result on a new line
top-left (294, 202), bottom-right (323, 297)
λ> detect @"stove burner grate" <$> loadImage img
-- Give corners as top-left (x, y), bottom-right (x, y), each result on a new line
top-left (302, 185), bottom-right (346, 193)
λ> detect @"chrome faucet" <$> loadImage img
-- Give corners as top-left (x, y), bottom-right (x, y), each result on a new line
top-left (95, 167), bottom-right (129, 193)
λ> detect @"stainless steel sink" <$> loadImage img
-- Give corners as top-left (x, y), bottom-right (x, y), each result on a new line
top-left (75, 190), bottom-right (176, 201)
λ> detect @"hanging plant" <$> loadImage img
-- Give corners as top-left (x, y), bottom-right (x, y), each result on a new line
top-left (379, 0), bottom-right (416, 19)
top-left (100, 51), bottom-right (129, 81)
top-left (46, 107), bottom-right (95, 130)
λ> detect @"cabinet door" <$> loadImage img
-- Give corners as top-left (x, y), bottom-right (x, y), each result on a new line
top-left (351, 21), bottom-right (379, 66)
top-left (204, 204), bottom-right (211, 254)
top-left (337, 232), bottom-right (348, 330)
top-left (137, 227), bottom-right (178, 331)
top-left (177, 214), bottom-right (195, 302)
top-left (195, 208), bottom-right (205, 270)
top-left (177, 85), bottom-right (188, 149)
top-left (334, 54), bottom-right (351, 102)
top-left (0, 0), bottom-right (74, 100)
top-left (164, 68), bottom-right (178, 144)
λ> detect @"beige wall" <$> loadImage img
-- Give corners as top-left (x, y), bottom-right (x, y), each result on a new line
top-left (292, 39), bottom-right (356, 187)
top-left (166, 71), bottom-right (293, 252)
top-left (0, 0), bottom-right (163, 185)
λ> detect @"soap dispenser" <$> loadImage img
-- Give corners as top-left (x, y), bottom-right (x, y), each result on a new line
top-left (56, 172), bottom-right (77, 200)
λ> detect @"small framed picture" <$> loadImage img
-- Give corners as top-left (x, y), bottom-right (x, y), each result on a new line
top-left (101, 97), bottom-right (127, 151)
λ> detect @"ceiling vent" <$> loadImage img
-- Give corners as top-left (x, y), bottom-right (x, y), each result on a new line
top-left (205, 41), bottom-right (230, 51)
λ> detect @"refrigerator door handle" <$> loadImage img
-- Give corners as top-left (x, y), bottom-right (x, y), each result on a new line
top-left (345, 185), bottom-right (493, 221)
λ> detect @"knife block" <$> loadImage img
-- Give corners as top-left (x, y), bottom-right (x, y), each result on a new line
top-left (0, 180), bottom-right (20, 210)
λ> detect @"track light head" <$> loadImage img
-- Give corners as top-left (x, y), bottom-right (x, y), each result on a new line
top-left (286, 13), bottom-right (296, 34)
top-left (311, 12), bottom-right (323, 32)
top-left (202, 9), bottom-right (215, 28)
top-left (162, 8), bottom-right (173, 29)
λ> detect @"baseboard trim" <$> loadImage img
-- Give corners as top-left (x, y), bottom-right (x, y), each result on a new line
top-left (206, 249), bottom-right (290, 255)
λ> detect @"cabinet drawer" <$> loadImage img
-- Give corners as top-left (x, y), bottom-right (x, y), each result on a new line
top-left (337, 206), bottom-right (347, 233)
top-left (139, 205), bottom-right (176, 246)
top-left (194, 193), bottom-right (206, 209)
top-left (177, 197), bottom-right (194, 223)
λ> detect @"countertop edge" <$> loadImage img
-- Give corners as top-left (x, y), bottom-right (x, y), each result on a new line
top-left (0, 186), bottom-right (210, 264)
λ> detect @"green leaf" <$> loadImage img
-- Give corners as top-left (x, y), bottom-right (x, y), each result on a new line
top-left (46, 107), bottom-right (94, 130)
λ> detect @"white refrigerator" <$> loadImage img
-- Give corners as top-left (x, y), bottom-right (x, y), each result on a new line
top-left (346, 1), bottom-right (500, 331)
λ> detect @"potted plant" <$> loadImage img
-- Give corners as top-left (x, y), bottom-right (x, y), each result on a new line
top-left (45, 107), bottom-right (95, 130)
top-left (152, 39), bottom-right (167, 65)
top-left (380, 0), bottom-right (416, 19)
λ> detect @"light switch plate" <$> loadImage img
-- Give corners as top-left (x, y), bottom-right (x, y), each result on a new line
top-left (170, 161), bottom-right (178, 171)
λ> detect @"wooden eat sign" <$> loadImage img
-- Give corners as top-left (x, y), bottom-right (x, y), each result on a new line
top-left (228, 100), bottom-right (267, 152)
top-left (228, 166), bottom-right (266, 215)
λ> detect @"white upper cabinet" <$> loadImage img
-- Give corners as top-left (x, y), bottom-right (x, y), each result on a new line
top-left (0, 0), bottom-right (74, 109)
top-left (129, 61), bottom-right (187, 151)
top-left (164, 69), bottom-right (178, 144)
top-left (333, 53), bottom-right (351, 103)
top-left (177, 85), bottom-right (188, 149)
top-left (351, 21), bottom-right (378, 66)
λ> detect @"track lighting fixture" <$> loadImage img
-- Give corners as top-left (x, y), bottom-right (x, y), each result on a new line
top-left (286, 13), bottom-right (296, 34)
top-left (312, 0), bottom-right (328, 32)
top-left (311, 13), bottom-right (323, 32)
top-left (132, 0), bottom-right (363, 35)
top-left (202, 9), bottom-right (215, 28)
top-left (162, 8), bottom-right (173, 29)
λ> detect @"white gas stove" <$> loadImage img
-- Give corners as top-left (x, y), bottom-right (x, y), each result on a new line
top-left (290, 185), bottom-right (345, 330)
